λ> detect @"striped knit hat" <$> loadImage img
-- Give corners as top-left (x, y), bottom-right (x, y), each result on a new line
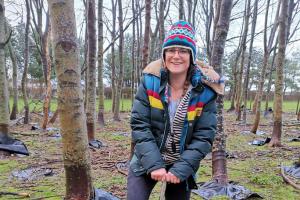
top-left (162, 20), bottom-right (196, 64)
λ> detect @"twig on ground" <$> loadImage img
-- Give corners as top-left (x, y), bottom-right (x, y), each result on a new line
top-left (30, 195), bottom-right (63, 200)
top-left (0, 191), bottom-right (30, 197)
top-left (281, 166), bottom-right (300, 190)
top-left (117, 168), bottom-right (128, 176)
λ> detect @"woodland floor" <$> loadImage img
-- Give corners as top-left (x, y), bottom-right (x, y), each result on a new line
top-left (0, 111), bottom-right (299, 200)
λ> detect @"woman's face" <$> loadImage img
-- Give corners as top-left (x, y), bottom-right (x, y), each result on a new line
top-left (164, 47), bottom-right (190, 76)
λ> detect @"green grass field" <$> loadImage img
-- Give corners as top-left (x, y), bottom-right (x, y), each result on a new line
top-left (10, 97), bottom-right (298, 113)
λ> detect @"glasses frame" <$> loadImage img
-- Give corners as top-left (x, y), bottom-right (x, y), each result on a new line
top-left (165, 47), bottom-right (190, 57)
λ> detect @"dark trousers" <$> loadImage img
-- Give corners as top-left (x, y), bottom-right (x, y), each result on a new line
top-left (127, 168), bottom-right (191, 200)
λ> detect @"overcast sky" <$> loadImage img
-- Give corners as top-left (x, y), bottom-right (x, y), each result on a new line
top-left (4, 0), bottom-right (300, 58)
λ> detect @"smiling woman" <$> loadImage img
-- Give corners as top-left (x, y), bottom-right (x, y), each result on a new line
top-left (127, 20), bottom-right (222, 200)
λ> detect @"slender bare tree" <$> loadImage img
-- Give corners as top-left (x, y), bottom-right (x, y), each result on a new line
top-left (235, 0), bottom-right (251, 121)
top-left (48, 0), bottom-right (93, 198)
top-left (242, 0), bottom-right (258, 122)
top-left (141, 0), bottom-right (151, 69)
top-left (158, 0), bottom-right (164, 51)
top-left (29, 1), bottom-right (52, 129)
top-left (21, 0), bottom-right (30, 124)
top-left (8, 41), bottom-right (18, 120)
top-left (113, 0), bottom-right (124, 121)
top-left (111, 0), bottom-right (117, 112)
top-left (179, 0), bottom-right (184, 20)
top-left (86, 0), bottom-right (97, 141)
top-left (131, 0), bottom-right (136, 105)
top-left (97, 0), bottom-right (105, 126)
top-left (211, 0), bottom-right (233, 184)
top-left (269, 0), bottom-right (290, 147)
top-left (251, 0), bottom-right (280, 133)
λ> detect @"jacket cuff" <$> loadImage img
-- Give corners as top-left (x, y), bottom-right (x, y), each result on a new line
top-left (147, 164), bottom-right (166, 175)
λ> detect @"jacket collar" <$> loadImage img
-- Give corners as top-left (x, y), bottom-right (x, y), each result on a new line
top-left (143, 59), bottom-right (225, 95)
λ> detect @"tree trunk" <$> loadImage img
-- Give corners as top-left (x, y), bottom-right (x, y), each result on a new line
top-left (141, 0), bottom-right (151, 69)
top-left (205, 0), bottom-right (214, 63)
top-left (242, 0), bottom-right (258, 122)
top-left (86, 0), bottom-right (97, 141)
top-left (179, 0), bottom-right (184, 20)
top-left (131, 0), bottom-right (136, 106)
top-left (49, 109), bottom-right (59, 124)
top-left (97, 0), bottom-right (105, 126)
top-left (264, 45), bottom-right (277, 112)
top-left (269, 0), bottom-right (289, 147)
top-left (41, 14), bottom-right (52, 129)
top-left (8, 42), bottom-right (18, 120)
top-left (211, 0), bottom-right (233, 185)
top-left (48, 0), bottom-right (93, 199)
top-left (236, 0), bottom-right (251, 121)
top-left (187, 0), bottom-right (192, 24)
top-left (251, 0), bottom-right (280, 133)
top-left (21, 0), bottom-right (30, 124)
top-left (111, 0), bottom-right (116, 112)
top-left (136, 0), bottom-right (142, 83)
top-left (0, 0), bottom-right (10, 144)
top-left (297, 104), bottom-right (300, 121)
top-left (158, 0), bottom-right (164, 51)
top-left (113, 0), bottom-right (124, 121)
top-left (251, 55), bottom-right (269, 133)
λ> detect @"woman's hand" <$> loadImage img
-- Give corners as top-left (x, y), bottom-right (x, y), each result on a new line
top-left (150, 168), bottom-right (167, 181)
top-left (165, 172), bottom-right (180, 184)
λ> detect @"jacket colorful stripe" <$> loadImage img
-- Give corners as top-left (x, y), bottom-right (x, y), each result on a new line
top-left (144, 73), bottom-right (215, 122)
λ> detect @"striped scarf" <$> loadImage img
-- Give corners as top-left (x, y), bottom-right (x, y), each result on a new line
top-left (162, 88), bottom-right (191, 165)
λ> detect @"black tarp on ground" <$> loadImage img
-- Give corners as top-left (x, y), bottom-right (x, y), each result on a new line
top-left (93, 188), bottom-right (120, 200)
top-left (192, 180), bottom-right (263, 200)
top-left (0, 134), bottom-right (29, 155)
top-left (283, 164), bottom-right (300, 179)
top-left (11, 167), bottom-right (53, 181)
top-left (248, 137), bottom-right (271, 146)
top-left (288, 136), bottom-right (300, 142)
top-left (89, 139), bottom-right (103, 149)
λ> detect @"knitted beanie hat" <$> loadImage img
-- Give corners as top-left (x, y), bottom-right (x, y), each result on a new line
top-left (162, 20), bottom-right (197, 64)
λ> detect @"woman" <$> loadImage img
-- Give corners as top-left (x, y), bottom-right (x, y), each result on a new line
top-left (127, 20), bottom-right (222, 200)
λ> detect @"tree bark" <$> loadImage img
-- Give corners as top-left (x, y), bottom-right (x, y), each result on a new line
top-left (97, 0), bottom-right (105, 126)
top-left (210, 0), bottom-right (233, 185)
top-left (131, 0), bottom-right (136, 106)
top-left (141, 0), bottom-right (151, 69)
top-left (251, 0), bottom-right (280, 133)
top-left (86, 0), bottom-right (97, 141)
top-left (264, 44), bottom-right (277, 112)
top-left (111, 0), bottom-right (116, 112)
top-left (113, 0), bottom-right (124, 121)
top-left (158, 0), bottom-right (164, 52)
top-left (179, 0), bottom-right (184, 20)
top-left (236, 0), bottom-right (251, 121)
top-left (41, 13), bottom-right (52, 129)
top-left (0, 0), bottom-right (10, 141)
top-left (21, 0), bottom-right (30, 124)
top-left (269, 0), bottom-right (290, 147)
top-left (242, 0), bottom-right (258, 122)
top-left (8, 42), bottom-right (18, 120)
top-left (49, 109), bottom-right (58, 124)
top-left (187, 0), bottom-right (192, 24)
top-left (48, 0), bottom-right (93, 199)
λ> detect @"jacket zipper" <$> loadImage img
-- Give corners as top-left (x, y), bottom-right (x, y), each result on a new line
top-left (159, 121), bottom-right (168, 151)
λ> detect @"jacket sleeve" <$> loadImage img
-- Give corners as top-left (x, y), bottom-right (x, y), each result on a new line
top-left (169, 99), bottom-right (217, 181)
top-left (130, 77), bottom-right (165, 173)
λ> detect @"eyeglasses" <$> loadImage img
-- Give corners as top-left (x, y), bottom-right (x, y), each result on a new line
top-left (165, 48), bottom-right (190, 56)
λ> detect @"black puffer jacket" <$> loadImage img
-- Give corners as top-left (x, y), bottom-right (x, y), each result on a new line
top-left (130, 60), bottom-right (217, 183)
